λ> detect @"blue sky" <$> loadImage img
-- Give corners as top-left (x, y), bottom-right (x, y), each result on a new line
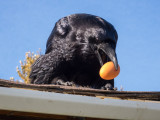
top-left (0, 0), bottom-right (160, 91)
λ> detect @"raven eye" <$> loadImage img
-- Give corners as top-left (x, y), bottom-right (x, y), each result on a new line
top-left (89, 37), bottom-right (100, 44)
top-left (89, 37), bottom-right (96, 43)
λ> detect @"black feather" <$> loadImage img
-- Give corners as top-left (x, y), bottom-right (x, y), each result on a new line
top-left (29, 13), bottom-right (118, 90)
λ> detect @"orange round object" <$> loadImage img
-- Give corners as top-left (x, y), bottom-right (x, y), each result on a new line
top-left (99, 61), bottom-right (120, 80)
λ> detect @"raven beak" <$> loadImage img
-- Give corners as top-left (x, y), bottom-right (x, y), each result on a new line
top-left (97, 44), bottom-right (118, 70)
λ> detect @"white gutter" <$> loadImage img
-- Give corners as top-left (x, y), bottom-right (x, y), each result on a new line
top-left (0, 87), bottom-right (160, 120)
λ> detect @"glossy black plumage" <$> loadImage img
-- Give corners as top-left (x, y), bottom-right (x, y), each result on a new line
top-left (29, 14), bottom-right (118, 90)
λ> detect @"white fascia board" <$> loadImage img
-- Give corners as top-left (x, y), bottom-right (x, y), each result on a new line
top-left (0, 87), bottom-right (160, 120)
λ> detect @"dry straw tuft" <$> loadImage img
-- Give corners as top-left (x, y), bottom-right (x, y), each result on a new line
top-left (16, 49), bottom-right (41, 83)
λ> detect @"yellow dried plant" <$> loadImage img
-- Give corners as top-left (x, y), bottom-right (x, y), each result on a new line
top-left (16, 50), bottom-right (41, 83)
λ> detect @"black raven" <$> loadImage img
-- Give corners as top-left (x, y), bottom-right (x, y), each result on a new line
top-left (30, 14), bottom-right (118, 90)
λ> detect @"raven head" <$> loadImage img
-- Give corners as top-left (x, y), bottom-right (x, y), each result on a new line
top-left (89, 29), bottom-right (118, 70)
top-left (46, 14), bottom-right (118, 70)
top-left (77, 15), bottom-right (119, 70)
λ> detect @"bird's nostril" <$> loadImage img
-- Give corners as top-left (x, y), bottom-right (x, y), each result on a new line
top-left (94, 45), bottom-right (98, 51)
top-left (90, 44), bottom-right (98, 52)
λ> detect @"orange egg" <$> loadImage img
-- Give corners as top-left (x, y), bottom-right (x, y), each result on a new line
top-left (99, 61), bottom-right (120, 80)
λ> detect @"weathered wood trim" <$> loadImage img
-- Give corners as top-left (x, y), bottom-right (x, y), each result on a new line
top-left (0, 79), bottom-right (160, 101)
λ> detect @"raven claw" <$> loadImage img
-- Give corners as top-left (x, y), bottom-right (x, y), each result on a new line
top-left (101, 83), bottom-right (117, 91)
top-left (55, 80), bottom-right (73, 86)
